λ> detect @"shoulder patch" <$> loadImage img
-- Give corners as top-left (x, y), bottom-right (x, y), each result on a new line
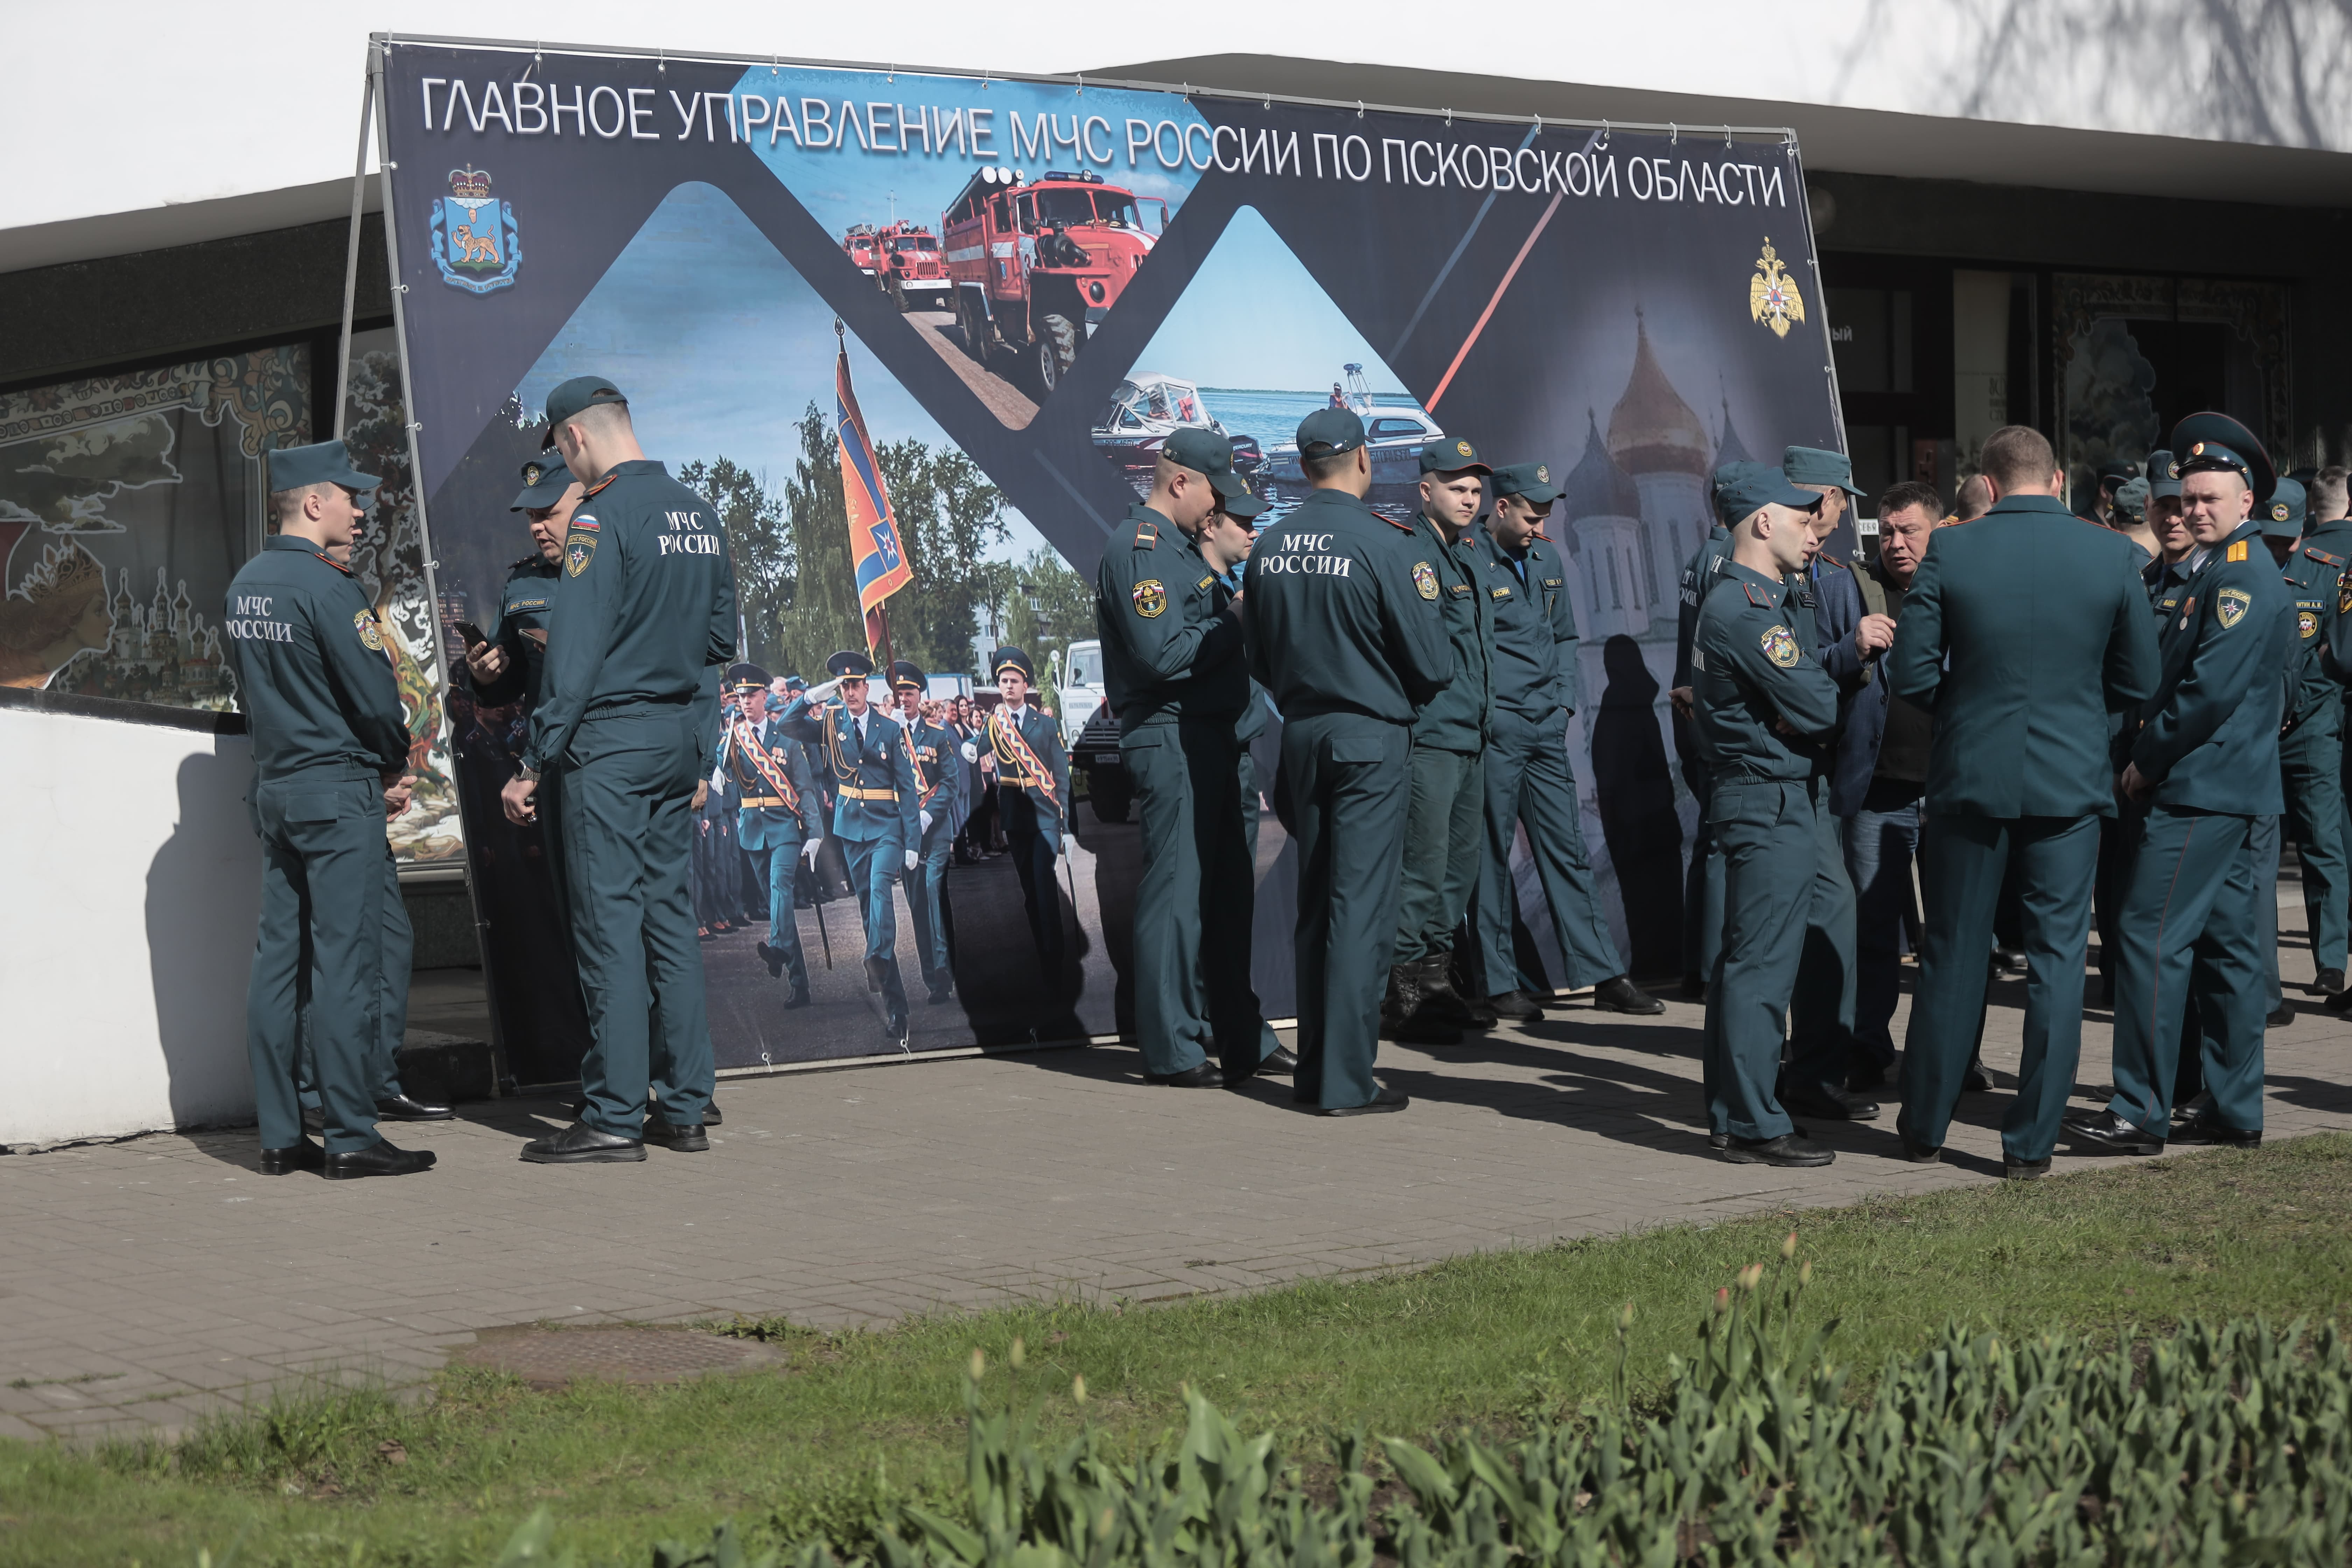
top-left (1132, 579), bottom-right (1168, 619)
top-left (2217, 586), bottom-right (2250, 629)
top-left (1412, 561), bottom-right (1439, 601)
top-left (2226, 539), bottom-right (2249, 563)
top-left (354, 609), bottom-right (385, 653)
top-left (1760, 624), bottom-right (1801, 668)
top-left (565, 535), bottom-right (596, 577)
top-left (569, 512), bottom-right (600, 534)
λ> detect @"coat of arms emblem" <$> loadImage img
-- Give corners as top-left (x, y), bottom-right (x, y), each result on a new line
top-left (1748, 239), bottom-right (1805, 339)
top-left (1412, 561), bottom-right (1439, 601)
top-left (430, 166), bottom-right (522, 294)
top-left (1131, 579), bottom-right (1167, 619)
top-left (1761, 623), bottom-right (1801, 667)
top-left (2298, 609), bottom-right (2318, 640)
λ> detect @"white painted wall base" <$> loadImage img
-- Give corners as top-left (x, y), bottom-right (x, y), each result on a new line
top-left (0, 705), bottom-right (261, 1148)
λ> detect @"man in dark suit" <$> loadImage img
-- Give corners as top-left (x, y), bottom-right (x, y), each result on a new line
top-left (1887, 424), bottom-right (2161, 1178)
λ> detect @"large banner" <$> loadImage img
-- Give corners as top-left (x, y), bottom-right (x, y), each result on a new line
top-left (376, 38), bottom-right (1843, 1082)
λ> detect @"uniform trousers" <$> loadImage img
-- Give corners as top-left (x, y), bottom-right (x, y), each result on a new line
top-left (247, 770), bottom-right (387, 1153)
top-left (2105, 805), bottom-right (2267, 1137)
top-left (1702, 776), bottom-right (1854, 1142)
top-left (1680, 754), bottom-right (1726, 985)
top-left (1125, 717), bottom-right (1276, 1077)
top-left (1477, 705), bottom-right (1623, 996)
top-left (2253, 813), bottom-right (2283, 1014)
top-left (1281, 711), bottom-right (1411, 1111)
top-left (558, 708), bottom-right (713, 1137)
top-left (1394, 745), bottom-right (1484, 967)
top-left (296, 848), bottom-right (411, 1112)
top-left (1840, 784), bottom-right (1921, 1072)
top-left (2281, 716), bottom-right (2348, 975)
top-left (746, 833), bottom-right (809, 989)
top-left (907, 812), bottom-right (955, 983)
top-left (999, 791), bottom-right (1064, 980)
top-left (1897, 812), bottom-right (2098, 1162)
top-left (843, 834), bottom-right (910, 1024)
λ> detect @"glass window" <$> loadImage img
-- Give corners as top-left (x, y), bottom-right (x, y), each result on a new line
top-left (1030, 188), bottom-right (1099, 227)
top-left (1092, 193), bottom-right (1140, 229)
top-left (0, 341), bottom-right (309, 708)
top-left (1064, 644), bottom-right (1099, 686)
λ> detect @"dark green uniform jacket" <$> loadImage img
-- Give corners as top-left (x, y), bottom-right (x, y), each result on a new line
top-left (474, 553), bottom-right (560, 709)
top-left (1689, 562), bottom-right (1841, 777)
top-left (522, 460), bottom-right (739, 776)
top-left (1885, 494), bottom-right (2159, 819)
top-left (2129, 520), bottom-right (2291, 814)
top-left (1093, 502), bottom-right (1247, 732)
top-left (2284, 520), bottom-right (2352, 724)
top-left (223, 536), bottom-right (409, 779)
top-left (1405, 511), bottom-right (1491, 752)
top-left (1242, 488), bottom-right (1452, 722)
top-left (773, 701), bottom-right (923, 847)
top-left (1469, 522), bottom-right (1578, 719)
top-left (1675, 526), bottom-right (1735, 688)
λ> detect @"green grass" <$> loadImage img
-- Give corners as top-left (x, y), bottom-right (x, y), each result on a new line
top-left (5, 1136), bottom-right (2352, 1568)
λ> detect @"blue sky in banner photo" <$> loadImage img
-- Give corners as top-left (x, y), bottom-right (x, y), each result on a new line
top-left (510, 181), bottom-right (1050, 564)
top-left (732, 66), bottom-right (1206, 249)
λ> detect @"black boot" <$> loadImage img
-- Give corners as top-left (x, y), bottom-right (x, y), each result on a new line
top-left (1416, 953), bottom-right (1478, 1027)
top-left (1386, 964), bottom-right (1462, 1045)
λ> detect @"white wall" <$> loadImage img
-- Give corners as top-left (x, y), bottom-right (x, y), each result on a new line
top-left (4, 0), bottom-right (2347, 269)
top-left (0, 707), bottom-right (261, 1147)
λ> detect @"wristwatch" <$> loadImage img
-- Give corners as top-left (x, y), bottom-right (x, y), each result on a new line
top-left (518, 765), bottom-right (541, 783)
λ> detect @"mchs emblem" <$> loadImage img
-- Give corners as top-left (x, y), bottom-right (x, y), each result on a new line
top-left (430, 166), bottom-right (522, 294)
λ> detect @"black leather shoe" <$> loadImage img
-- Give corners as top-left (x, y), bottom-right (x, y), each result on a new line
top-left (1255, 1045), bottom-right (1298, 1074)
top-left (1592, 975), bottom-right (1665, 1015)
top-left (2171, 1116), bottom-right (2261, 1147)
top-left (260, 1138), bottom-right (326, 1175)
top-left (1722, 1132), bottom-right (1835, 1167)
top-left (519, 1122), bottom-right (646, 1164)
top-left (783, 983), bottom-right (812, 1009)
top-left (863, 955), bottom-right (887, 992)
top-left (1145, 1062), bottom-right (1224, 1088)
top-left (1707, 1130), bottom-right (1729, 1150)
top-left (757, 941), bottom-right (786, 979)
top-left (884, 1013), bottom-right (909, 1041)
top-left (644, 1120), bottom-right (709, 1152)
top-left (1486, 990), bottom-right (1546, 1021)
top-left (2266, 1004), bottom-right (2295, 1028)
top-left (323, 1139), bottom-right (436, 1179)
top-left (2313, 967), bottom-right (2345, 996)
top-left (376, 1093), bottom-right (454, 1121)
top-left (1962, 1059), bottom-right (1993, 1093)
top-left (2064, 1109), bottom-right (2164, 1156)
top-left (1783, 1085), bottom-right (1881, 1122)
top-left (1416, 958), bottom-right (1479, 1027)
top-left (1463, 995), bottom-right (1498, 1029)
top-left (1322, 1084), bottom-right (1409, 1116)
top-left (2002, 1156), bottom-right (2052, 1181)
top-left (1896, 1134), bottom-right (1941, 1164)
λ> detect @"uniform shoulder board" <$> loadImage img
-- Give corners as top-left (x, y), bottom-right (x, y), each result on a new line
top-left (1530, 527), bottom-right (1552, 543)
top-left (1380, 514), bottom-right (1417, 534)
top-left (1816, 554), bottom-right (1850, 573)
top-left (510, 552), bottom-right (542, 572)
top-left (1196, 574), bottom-right (1216, 592)
top-left (1133, 519), bottom-right (1158, 548)
top-left (2304, 546), bottom-right (2346, 568)
top-left (2226, 540), bottom-right (2249, 563)
top-left (1742, 582), bottom-right (1774, 608)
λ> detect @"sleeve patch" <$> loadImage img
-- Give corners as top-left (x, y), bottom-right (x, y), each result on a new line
top-left (1411, 561), bottom-right (1440, 600)
top-left (1132, 579), bottom-right (1168, 618)
top-left (1761, 624), bottom-right (1801, 667)
top-left (2216, 587), bottom-right (2250, 628)
top-left (354, 610), bottom-right (385, 652)
top-left (565, 535), bottom-right (596, 576)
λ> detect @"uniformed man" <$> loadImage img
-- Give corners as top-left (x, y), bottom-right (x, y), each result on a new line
top-left (1383, 435), bottom-right (1493, 1046)
top-left (464, 458), bottom-right (576, 710)
top-left (2270, 478), bottom-right (2349, 1001)
top-left (1243, 407), bottom-right (1452, 1114)
top-left (1687, 465), bottom-right (1842, 1166)
top-left (891, 660), bottom-right (964, 1005)
top-left (716, 662), bottom-right (822, 1006)
top-left (775, 650), bottom-right (922, 1037)
top-left (500, 376), bottom-right (737, 1163)
top-left (1469, 463), bottom-right (1664, 1021)
top-left (1670, 480), bottom-right (1743, 995)
top-left (1092, 428), bottom-right (1276, 1085)
top-left (227, 439), bottom-right (435, 1179)
top-left (978, 649), bottom-right (1072, 987)
top-left (2069, 413), bottom-right (2291, 1155)
top-left (1886, 425), bottom-right (2160, 1177)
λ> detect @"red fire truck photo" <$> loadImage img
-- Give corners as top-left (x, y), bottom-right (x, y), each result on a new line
top-left (875, 220), bottom-right (950, 312)
top-left (941, 168), bottom-right (1167, 397)
top-left (841, 223), bottom-right (880, 277)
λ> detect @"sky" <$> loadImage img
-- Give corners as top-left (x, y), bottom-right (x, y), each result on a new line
top-left (512, 181), bottom-right (1047, 563)
top-left (1119, 205), bottom-right (1412, 397)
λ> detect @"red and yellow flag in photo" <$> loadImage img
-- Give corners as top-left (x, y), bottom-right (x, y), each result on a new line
top-left (836, 341), bottom-right (913, 654)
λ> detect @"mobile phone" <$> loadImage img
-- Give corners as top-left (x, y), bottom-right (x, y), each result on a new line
top-left (456, 620), bottom-right (488, 650)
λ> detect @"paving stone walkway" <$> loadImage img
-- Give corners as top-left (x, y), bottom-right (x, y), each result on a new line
top-left (6, 945), bottom-right (2349, 1442)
